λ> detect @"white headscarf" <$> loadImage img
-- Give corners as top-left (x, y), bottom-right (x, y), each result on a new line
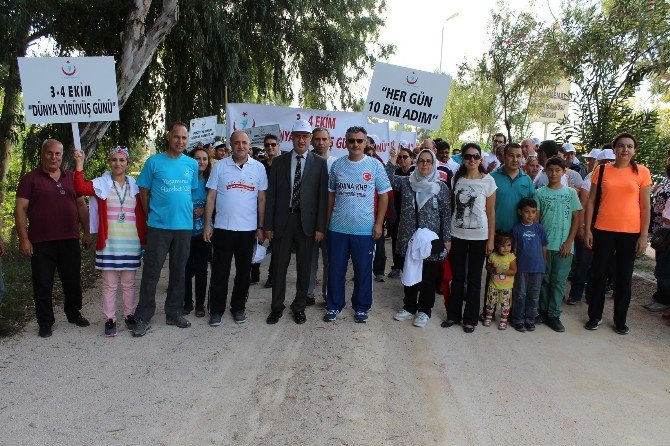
top-left (409, 149), bottom-right (441, 209)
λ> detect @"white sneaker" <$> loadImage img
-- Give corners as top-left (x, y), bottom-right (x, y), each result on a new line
top-left (394, 309), bottom-right (413, 321)
top-left (413, 312), bottom-right (430, 327)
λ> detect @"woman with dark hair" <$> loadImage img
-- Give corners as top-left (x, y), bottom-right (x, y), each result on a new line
top-left (644, 149), bottom-right (670, 315)
top-left (388, 146), bottom-right (414, 278)
top-left (584, 132), bottom-right (652, 334)
top-left (183, 147), bottom-right (212, 317)
top-left (443, 143), bottom-right (497, 333)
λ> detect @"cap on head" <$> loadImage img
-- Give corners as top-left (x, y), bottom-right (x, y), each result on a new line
top-left (563, 143), bottom-right (576, 153)
top-left (292, 119), bottom-right (312, 133)
top-left (596, 148), bottom-right (616, 161)
top-left (585, 148), bottom-right (601, 159)
top-left (213, 141), bottom-right (224, 149)
top-left (532, 137), bottom-right (541, 146)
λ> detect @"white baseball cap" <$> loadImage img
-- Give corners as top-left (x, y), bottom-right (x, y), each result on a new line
top-left (563, 143), bottom-right (576, 153)
top-left (585, 148), bottom-right (601, 159)
top-left (398, 139), bottom-right (409, 148)
top-left (596, 148), bottom-right (616, 161)
top-left (532, 137), bottom-right (541, 146)
top-left (292, 119), bottom-right (312, 133)
top-left (213, 141), bottom-right (224, 149)
top-left (368, 134), bottom-right (381, 146)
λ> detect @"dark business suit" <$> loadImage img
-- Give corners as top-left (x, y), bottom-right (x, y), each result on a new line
top-left (264, 150), bottom-right (328, 313)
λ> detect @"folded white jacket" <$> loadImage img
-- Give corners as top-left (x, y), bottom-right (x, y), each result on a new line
top-left (402, 228), bottom-right (439, 286)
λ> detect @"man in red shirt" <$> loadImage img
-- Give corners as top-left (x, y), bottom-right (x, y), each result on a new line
top-left (15, 139), bottom-right (91, 338)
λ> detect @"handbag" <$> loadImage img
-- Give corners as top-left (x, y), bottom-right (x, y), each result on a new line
top-left (414, 193), bottom-right (443, 255)
top-left (651, 227), bottom-right (670, 251)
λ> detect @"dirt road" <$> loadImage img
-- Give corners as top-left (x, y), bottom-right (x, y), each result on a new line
top-left (1, 242), bottom-right (669, 445)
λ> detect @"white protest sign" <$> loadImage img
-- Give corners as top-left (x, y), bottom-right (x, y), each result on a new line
top-left (226, 103), bottom-right (365, 159)
top-left (366, 121), bottom-right (391, 162)
top-left (242, 124), bottom-right (281, 147)
top-left (390, 130), bottom-right (417, 152)
top-left (365, 62), bottom-right (451, 131)
top-left (18, 56), bottom-right (119, 124)
top-left (188, 115), bottom-right (217, 149)
top-left (530, 79), bottom-right (570, 123)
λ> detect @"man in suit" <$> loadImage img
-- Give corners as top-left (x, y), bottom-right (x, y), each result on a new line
top-left (264, 119), bottom-right (329, 324)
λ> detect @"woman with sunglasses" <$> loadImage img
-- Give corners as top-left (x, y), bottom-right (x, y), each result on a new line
top-left (387, 145), bottom-right (414, 279)
top-left (74, 147), bottom-right (146, 337)
top-left (443, 143), bottom-right (497, 333)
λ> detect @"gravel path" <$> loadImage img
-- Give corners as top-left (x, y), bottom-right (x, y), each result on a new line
top-left (1, 240), bottom-right (669, 445)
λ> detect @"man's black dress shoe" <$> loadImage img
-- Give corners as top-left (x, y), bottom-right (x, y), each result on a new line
top-left (67, 314), bottom-right (90, 327)
top-left (266, 311), bottom-right (283, 324)
top-left (292, 311), bottom-right (306, 324)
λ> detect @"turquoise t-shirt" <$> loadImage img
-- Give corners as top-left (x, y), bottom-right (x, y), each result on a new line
top-left (490, 167), bottom-right (535, 232)
top-left (533, 185), bottom-right (582, 253)
top-left (328, 156), bottom-right (392, 235)
top-left (191, 177), bottom-right (207, 236)
top-left (136, 152), bottom-right (199, 230)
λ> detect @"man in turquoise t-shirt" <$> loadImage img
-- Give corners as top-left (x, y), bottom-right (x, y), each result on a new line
top-left (533, 157), bottom-right (582, 333)
top-left (490, 143), bottom-right (535, 232)
top-left (132, 122), bottom-right (199, 336)
top-left (324, 126), bottom-right (391, 324)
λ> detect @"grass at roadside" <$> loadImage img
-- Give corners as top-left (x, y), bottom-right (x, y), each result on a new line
top-left (0, 235), bottom-right (99, 334)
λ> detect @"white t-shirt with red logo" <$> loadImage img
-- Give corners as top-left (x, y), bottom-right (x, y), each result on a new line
top-left (328, 156), bottom-right (392, 235)
top-left (206, 156), bottom-right (268, 231)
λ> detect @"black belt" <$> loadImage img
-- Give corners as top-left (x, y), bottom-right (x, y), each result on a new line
top-left (288, 207), bottom-right (301, 214)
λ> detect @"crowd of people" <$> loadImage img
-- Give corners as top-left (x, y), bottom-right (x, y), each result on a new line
top-left (7, 120), bottom-right (670, 338)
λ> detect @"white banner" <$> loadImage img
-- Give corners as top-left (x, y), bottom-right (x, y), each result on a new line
top-left (390, 129), bottom-right (417, 152)
top-left (366, 122), bottom-right (391, 162)
top-left (365, 62), bottom-right (451, 131)
top-left (18, 56), bottom-right (119, 124)
top-left (226, 103), bottom-right (365, 159)
top-left (188, 115), bottom-right (217, 149)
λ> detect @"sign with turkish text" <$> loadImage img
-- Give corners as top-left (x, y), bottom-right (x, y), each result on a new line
top-left (365, 62), bottom-right (452, 131)
top-left (242, 124), bottom-right (281, 148)
top-left (18, 56), bottom-right (119, 124)
top-left (188, 115), bottom-right (217, 149)
top-left (226, 103), bottom-right (366, 159)
top-left (366, 121), bottom-right (391, 162)
top-left (530, 79), bottom-right (571, 123)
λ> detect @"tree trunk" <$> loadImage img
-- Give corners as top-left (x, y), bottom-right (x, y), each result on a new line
top-left (80, 0), bottom-right (180, 160)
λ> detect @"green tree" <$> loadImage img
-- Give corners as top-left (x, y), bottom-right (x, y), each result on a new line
top-left (431, 80), bottom-right (473, 145)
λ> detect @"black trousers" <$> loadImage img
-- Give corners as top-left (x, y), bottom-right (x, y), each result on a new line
top-left (31, 239), bottom-right (83, 328)
top-left (210, 229), bottom-right (255, 315)
top-left (184, 236), bottom-right (211, 310)
top-left (271, 213), bottom-right (315, 313)
top-left (447, 237), bottom-right (487, 326)
top-left (588, 229), bottom-right (638, 327)
top-left (403, 260), bottom-right (437, 317)
top-left (373, 230), bottom-right (386, 276)
top-left (388, 219), bottom-right (404, 270)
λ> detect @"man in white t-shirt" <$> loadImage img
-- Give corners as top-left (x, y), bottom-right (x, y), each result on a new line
top-left (484, 133), bottom-right (507, 172)
top-left (204, 131), bottom-right (267, 326)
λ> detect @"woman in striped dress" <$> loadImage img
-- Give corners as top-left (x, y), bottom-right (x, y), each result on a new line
top-left (74, 147), bottom-right (146, 336)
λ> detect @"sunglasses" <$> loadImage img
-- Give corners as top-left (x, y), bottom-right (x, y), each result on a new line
top-left (462, 153), bottom-right (482, 160)
top-left (264, 142), bottom-right (277, 148)
top-left (347, 138), bottom-right (366, 144)
top-left (55, 181), bottom-right (65, 195)
top-left (398, 155), bottom-right (410, 160)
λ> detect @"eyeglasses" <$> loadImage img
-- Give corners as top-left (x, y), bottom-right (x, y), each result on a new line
top-left (398, 155), bottom-right (410, 160)
top-left (292, 134), bottom-right (310, 140)
top-left (347, 138), bottom-right (366, 144)
top-left (55, 181), bottom-right (65, 195)
top-left (462, 153), bottom-right (482, 160)
top-left (264, 142), bottom-right (277, 148)
top-left (417, 159), bottom-right (433, 164)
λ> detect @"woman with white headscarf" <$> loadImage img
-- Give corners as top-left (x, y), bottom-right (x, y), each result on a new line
top-left (386, 148), bottom-right (451, 327)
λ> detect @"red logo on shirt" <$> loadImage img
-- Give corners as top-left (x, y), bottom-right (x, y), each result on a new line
top-left (363, 172), bottom-right (372, 181)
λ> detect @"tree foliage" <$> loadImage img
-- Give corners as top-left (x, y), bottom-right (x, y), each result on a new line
top-left (431, 80), bottom-right (473, 145)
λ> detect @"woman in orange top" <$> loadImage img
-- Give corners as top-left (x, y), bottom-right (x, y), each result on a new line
top-left (583, 133), bottom-right (652, 334)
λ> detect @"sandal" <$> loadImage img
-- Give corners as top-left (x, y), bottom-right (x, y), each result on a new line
top-left (483, 319), bottom-right (492, 327)
top-left (498, 321), bottom-right (508, 330)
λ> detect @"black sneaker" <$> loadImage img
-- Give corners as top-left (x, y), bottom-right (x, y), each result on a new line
top-left (166, 315), bottom-right (191, 328)
top-left (124, 315), bottom-right (138, 330)
top-left (524, 323), bottom-right (536, 332)
top-left (614, 324), bottom-right (629, 335)
top-left (263, 279), bottom-right (273, 289)
top-left (233, 311), bottom-right (247, 324)
top-left (584, 319), bottom-right (599, 330)
top-left (132, 319), bottom-right (151, 337)
top-left (104, 319), bottom-right (117, 337)
top-left (535, 312), bottom-right (547, 325)
top-left (565, 299), bottom-right (580, 305)
top-left (306, 296), bottom-right (316, 306)
top-left (513, 323), bottom-right (526, 332)
top-left (546, 317), bottom-right (565, 332)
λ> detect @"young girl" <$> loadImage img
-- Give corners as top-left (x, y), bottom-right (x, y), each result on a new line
top-left (184, 147), bottom-right (211, 317)
top-left (484, 232), bottom-right (517, 329)
top-left (73, 147), bottom-right (146, 337)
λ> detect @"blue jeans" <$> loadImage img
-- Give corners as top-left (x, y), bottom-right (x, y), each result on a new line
top-left (568, 239), bottom-right (593, 302)
top-left (512, 272), bottom-right (543, 324)
top-left (326, 231), bottom-right (375, 312)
